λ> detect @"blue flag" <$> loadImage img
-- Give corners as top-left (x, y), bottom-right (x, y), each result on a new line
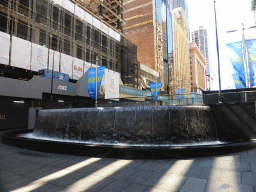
top-left (150, 82), bottom-right (162, 100)
top-left (226, 42), bottom-right (246, 88)
top-left (88, 66), bottom-right (105, 99)
top-left (231, 73), bottom-right (243, 89)
top-left (246, 39), bottom-right (256, 87)
top-left (176, 89), bottom-right (185, 103)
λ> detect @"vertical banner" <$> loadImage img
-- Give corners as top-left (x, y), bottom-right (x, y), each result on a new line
top-left (226, 42), bottom-right (246, 88)
top-left (150, 82), bottom-right (162, 100)
top-left (88, 66), bottom-right (106, 99)
top-left (176, 89), bottom-right (185, 103)
top-left (246, 39), bottom-right (256, 87)
top-left (104, 70), bottom-right (120, 99)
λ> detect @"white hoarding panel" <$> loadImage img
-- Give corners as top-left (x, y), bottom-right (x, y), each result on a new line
top-left (52, 0), bottom-right (62, 6)
top-left (104, 70), bottom-right (120, 99)
top-left (74, 5), bottom-right (84, 20)
top-left (49, 49), bottom-right (60, 72)
top-left (109, 28), bottom-right (115, 39)
top-left (0, 31), bottom-right (10, 65)
top-left (114, 32), bottom-right (121, 42)
top-left (84, 11), bottom-right (92, 25)
top-left (11, 36), bottom-right (31, 70)
top-left (93, 18), bottom-right (101, 29)
top-left (63, 0), bottom-right (74, 13)
top-left (101, 23), bottom-right (109, 35)
top-left (73, 57), bottom-right (83, 80)
top-left (61, 53), bottom-right (72, 77)
top-left (31, 43), bottom-right (48, 71)
top-left (84, 61), bottom-right (91, 73)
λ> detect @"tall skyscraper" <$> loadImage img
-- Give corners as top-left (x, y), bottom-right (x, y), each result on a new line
top-left (191, 27), bottom-right (210, 75)
top-left (191, 27), bottom-right (211, 90)
top-left (123, 0), bottom-right (190, 93)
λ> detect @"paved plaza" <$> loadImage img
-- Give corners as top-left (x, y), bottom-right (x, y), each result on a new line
top-left (1, 142), bottom-right (256, 192)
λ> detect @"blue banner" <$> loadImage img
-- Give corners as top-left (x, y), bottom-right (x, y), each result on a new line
top-left (150, 82), bottom-right (162, 100)
top-left (88, 66), bottom-right (105, 99)
top-left (231, 73), bottom-right (243, 89)
top-left (176, 89), bottom-right (185, 103)
top-left (246, 39), bottom-right (256, 87)
top-left (226, 42), bottom-right (246, 88)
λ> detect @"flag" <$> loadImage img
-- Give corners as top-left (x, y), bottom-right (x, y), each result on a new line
top-left (88, 66), bottom-right (105, 99)
top-left (226, 42), bottom-right (246, 88)
top-left (150, 82), bottom-right (162, 100)
top-left (246, 39), bottom-right (256, 87)
top-left (231, 73), bottom-right (243, 89)
top-left (176, 89), bottom-right (185, 103)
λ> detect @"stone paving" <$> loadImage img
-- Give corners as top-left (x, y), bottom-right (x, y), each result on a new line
top-left (1, 143), bottom-right (256, 192)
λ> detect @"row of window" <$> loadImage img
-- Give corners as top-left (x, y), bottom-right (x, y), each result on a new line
top-left (1, 0), bottom-right (121, 70)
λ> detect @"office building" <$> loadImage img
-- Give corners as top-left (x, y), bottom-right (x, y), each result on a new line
top-left (191, 26), bottom-right (211, 90)
top-left (123, 0), bottom-right (190, 93)
top-left (189, 42), bottom-right (207, 93)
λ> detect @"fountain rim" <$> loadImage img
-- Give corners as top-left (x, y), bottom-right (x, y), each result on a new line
top-left (1, 129), bottom-right (256, 159)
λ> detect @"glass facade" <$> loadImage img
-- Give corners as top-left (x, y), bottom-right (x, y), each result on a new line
top-left (0, 0), bottom-right (121, 71)
top-left (154, 0), bottom-right (188, 91)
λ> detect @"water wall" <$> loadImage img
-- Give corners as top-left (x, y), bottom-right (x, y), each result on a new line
top-left (34, 106), bottom-right (218, 144)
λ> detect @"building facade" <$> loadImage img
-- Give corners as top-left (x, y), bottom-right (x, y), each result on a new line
top-left (191, 26), bottom-right (211, 90)
top-left (170, 7), bottom-right (190, 95)
top-left (0, 0), bottom-right (141, 88)
top-left (189, 42), bottom-right (207, 93)
top-left (123, 0), bottom-right (189, 93)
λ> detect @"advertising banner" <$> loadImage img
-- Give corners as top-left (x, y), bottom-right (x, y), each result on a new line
top-left (226, 42), bottom-right (246, 88)
top-left (150, 82), bottom-right (162, 100)
top-left (0, 31), bottom-right (10, 65)
top-left (104, 70), bottom-right (120, 99)
top-left (73, 57), bottom-right (84, 80)
top-left (88, 66), bottom-right (106, 99)
top-left (246, 39), bottom-right (256, 87)
top-left (11, 36), bottom-right (31, 70)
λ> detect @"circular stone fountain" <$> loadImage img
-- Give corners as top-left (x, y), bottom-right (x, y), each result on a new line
top-left (2, 105), bottom-right (256, 159)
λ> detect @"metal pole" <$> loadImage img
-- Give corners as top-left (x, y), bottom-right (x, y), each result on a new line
top-left (242, 23), bottom-right (250, 88)
top-left (214, 1), bottom-right (222, 103)
top-left (51, 50), bottom-right (55, 101)
top-left (96, 60), bottom-right (98, 108)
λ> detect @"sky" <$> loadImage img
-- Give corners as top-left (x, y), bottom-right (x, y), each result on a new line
top-left (186, 0), bottom-right (256, 90)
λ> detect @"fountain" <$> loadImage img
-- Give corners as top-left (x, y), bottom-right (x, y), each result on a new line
top-left (32, 105), bottom-right (218, 145)
top-left (2, 105), bottom-right (256, 159)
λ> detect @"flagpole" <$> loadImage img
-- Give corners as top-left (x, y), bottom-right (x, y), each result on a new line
top-left (242, 23), bottom-right (250, 89)
top-left (214, 1), bottom-right (222, 103)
